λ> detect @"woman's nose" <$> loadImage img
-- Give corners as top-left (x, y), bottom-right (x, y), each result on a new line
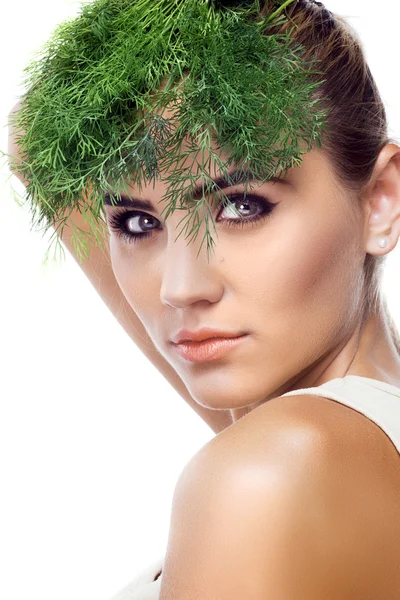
top-left (159, 231), bottom-right (224, 309)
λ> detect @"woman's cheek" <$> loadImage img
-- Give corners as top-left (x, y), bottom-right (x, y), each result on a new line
top-left (114, 256), bottom-right (162, 319)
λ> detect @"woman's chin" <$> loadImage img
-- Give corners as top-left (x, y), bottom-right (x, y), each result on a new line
top-left (185, 375), bottom-right (269, 412)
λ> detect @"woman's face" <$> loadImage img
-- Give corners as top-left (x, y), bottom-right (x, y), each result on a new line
top-left (104, 145), bottom-right (366, 411)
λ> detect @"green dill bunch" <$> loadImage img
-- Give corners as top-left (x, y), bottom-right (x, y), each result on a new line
top-left (9, 0), bottom-right (328, 264)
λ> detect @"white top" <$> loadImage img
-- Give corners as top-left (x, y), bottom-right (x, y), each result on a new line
top-left (280, 375), bottom-right (400, 455)
top-left (109, 375), bottom-right (400, 599)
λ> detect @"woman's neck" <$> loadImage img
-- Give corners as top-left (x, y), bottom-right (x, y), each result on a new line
top-left (229, 306), bottom-right (400, 425)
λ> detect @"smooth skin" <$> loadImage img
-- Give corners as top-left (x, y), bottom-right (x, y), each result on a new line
top-left (8, 100), bottom-right (400, 596)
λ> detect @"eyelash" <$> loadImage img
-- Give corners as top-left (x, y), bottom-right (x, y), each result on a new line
top-left (106, 193), bottom-right (276, 245)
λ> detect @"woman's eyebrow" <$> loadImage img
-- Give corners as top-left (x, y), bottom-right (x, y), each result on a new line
top-left (103, 169), bottom-right (284, 210)
top-left (103, 192), bottom-right (154, 211)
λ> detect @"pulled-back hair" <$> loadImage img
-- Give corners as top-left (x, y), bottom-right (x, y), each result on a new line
top-left (262, 0), bottom-right (400, 352)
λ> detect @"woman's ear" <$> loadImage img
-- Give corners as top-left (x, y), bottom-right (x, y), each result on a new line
top-left (362, 143), bottom-right (400, 256)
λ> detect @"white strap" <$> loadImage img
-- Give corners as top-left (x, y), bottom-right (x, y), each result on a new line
top-left (109, 555), bottom-right (164, 600)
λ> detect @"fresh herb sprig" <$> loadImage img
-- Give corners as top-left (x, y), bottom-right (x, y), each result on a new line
top-left (9, 0), bottom-right (328, 264)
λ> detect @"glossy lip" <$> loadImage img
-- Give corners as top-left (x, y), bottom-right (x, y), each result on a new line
top-left (171, 328), bottom-right (247, 344)
top-left (171, 334), bottom-right (248, 363)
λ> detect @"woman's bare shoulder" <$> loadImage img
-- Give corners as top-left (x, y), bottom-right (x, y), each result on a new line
top-left (215, 392), bottom-right (400, 595)
top-left (224, 391), bottom-right (400, 488)
top-left (174, 392), bottom-right (400, 598)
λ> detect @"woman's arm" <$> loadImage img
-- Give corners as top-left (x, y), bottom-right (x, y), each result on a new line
top-left (7, 100), bottom-right (232, 435)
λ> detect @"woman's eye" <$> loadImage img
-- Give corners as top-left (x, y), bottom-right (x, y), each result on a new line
top-left (106, 193), bottom-right (276, 245)
top-left (124, 214), bottom-right (159, 234)
top-left (217, 195), bottom-right (265, 221)
top-left (107, 211), bottom-right (161, 244)
top-left (215, 194), bottom-right (276, 230)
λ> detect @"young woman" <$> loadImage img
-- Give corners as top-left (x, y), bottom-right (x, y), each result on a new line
top-left (8, 0), bottom-right (400, 598)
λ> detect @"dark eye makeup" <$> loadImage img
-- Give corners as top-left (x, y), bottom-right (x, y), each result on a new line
top-left (104, 192), bottom-right (277, 245)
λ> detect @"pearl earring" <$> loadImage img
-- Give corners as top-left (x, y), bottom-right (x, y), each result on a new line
top-left (378, 238), bottom-right (388, 248)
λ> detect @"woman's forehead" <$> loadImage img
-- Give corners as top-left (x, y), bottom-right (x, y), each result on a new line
top-left (123, 146), bottom-right (331, 194)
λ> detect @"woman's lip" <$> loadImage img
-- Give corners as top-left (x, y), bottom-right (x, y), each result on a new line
top-left (172, 335), bottom-right (248, 363)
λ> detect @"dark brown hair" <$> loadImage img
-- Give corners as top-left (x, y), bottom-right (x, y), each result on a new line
top-left (263, 0), bottom-right (400, 352)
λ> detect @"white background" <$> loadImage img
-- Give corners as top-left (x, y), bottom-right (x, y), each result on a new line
top-left (0, 1), bottom-right (399, 599)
